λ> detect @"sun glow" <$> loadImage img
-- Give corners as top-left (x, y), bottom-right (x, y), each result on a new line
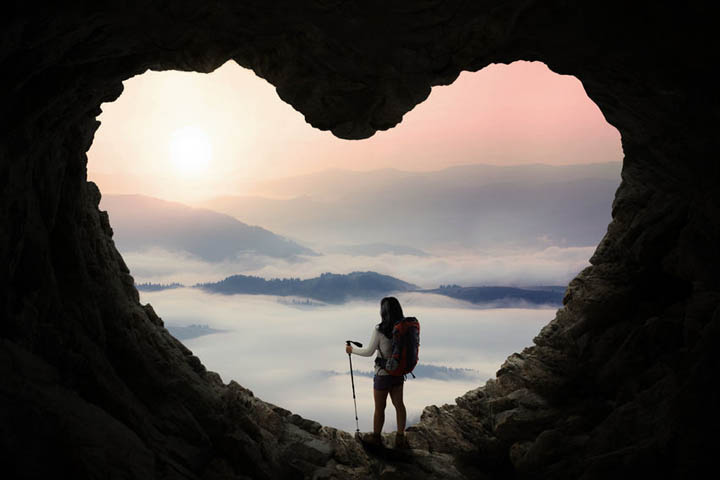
top-left (88, 61), bottom-right (622, 204)
top-left (169, 126), bottom-right (213, 176)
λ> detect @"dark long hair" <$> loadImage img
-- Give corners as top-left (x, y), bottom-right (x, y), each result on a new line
top-left (378, 296), bottom-right (404, 338)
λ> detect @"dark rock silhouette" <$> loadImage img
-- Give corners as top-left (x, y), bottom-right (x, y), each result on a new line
top-left (1, 2), bottom-right (718, 479)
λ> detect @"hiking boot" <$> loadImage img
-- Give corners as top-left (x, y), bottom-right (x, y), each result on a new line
top-left (394, 433), bottom-right (410, 449)
top-left (359, 432), bottom-right (383, 446)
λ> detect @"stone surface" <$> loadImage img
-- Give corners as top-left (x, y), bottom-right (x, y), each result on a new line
top-left (2, 1), bottom-right (719, 479)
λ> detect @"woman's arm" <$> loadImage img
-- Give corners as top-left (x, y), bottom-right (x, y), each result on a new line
top-left (350, 328), bottom-right (379, 357)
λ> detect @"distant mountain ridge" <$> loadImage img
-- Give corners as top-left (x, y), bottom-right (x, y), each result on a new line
top-left (101, 194), bottom-right (315, 262)
top-left (136, 282), bottom-right (184, 292)
top-left (233, 163), bottom-right (622, 201)
top-left (139, 271), bottom-right (566, 307)
top-left (331, 364), bottom-right (482, 381)
top-left (195, 271), bottom-right (418, 304)
top-left (422, 285), bottom-right (566, 306)
top-left (199, 162), bottom-right (621, 250)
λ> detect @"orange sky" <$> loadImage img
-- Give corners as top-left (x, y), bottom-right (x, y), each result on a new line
top-left (87, 60), bottom-right (622, 203)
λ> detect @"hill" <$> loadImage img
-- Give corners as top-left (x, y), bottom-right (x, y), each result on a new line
top-left (100, 194), bottom-right (315, 262)
top-left (199, 162), bottom-right (621, 250)
top-left (424, 285), bottom-right (566, 306)
top-left (195, 271), bottom-right (418, 303)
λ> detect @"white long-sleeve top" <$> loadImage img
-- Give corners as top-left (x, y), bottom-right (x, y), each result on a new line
top-left (351, 325), bottom-right (392, 376)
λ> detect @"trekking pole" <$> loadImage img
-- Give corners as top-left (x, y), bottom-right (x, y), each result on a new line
top-left (345, 340), bottom-right (363, 434)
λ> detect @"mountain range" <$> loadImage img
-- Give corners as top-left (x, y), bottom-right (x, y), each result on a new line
top-left (421, 285), bottom-right (565, 306)
top-left (195, 271), bottom-right (418, 304)
top-left (100, 194), bottom-right (315, 262)
top-left (138, 271), bottom-right (566, 306)
top-left (198, 162), bottom-right (621, 250)
top-left (99, 163), bottom-right (619, 272)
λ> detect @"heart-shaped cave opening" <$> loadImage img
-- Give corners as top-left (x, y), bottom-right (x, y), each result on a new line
top-left (87, 60), bottom-right (621, 432)
top-left (5, 5), bottom-right (718, 479)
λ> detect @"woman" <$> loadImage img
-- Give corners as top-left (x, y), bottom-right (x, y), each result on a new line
top-left (345, 296), bottom-right (409, 448)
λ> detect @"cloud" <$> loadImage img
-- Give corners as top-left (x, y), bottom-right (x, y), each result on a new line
top-left (327, 363), bottom-right (483, 381)
top-left (143, 289), bottom-right (553, 431)
top-left (121, 245), bottom-right (595, 289)
top-left (120, 248), bottom-right (290, 284)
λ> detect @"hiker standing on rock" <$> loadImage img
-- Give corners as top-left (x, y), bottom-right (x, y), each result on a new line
top-left (345, 296), bottom-right (414, 449)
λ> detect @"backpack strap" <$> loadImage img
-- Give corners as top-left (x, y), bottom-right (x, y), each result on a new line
top-left (375, 346), bottom-right (386, 369)
top-left (377, 346), bottom-right (386, 364)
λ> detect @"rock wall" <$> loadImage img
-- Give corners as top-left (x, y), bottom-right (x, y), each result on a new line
top-left (1, 1), bottom-right (718, 479)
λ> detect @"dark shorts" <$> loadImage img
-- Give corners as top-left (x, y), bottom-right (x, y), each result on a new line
top-left (373, 374), bottom-right (405, 391)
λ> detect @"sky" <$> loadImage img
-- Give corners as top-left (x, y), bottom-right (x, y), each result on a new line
top-left (87, 60), bottom-right (622, 204)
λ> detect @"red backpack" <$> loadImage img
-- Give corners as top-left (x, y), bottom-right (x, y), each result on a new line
top-left (380, 317), bottom-right (420, 377)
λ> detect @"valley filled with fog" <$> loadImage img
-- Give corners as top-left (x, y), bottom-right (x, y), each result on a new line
top-left (143, 288), bottom-right (554, 432)
top-left (95, 162), bottom-right (620, 432)
top-left (95, 162), bottom-right (620, 434)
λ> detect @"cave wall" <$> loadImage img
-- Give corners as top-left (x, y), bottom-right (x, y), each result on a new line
top-left (2, 1), bottom-right (719, 479)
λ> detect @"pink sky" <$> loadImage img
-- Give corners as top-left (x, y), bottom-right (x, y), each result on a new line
top-left (88, 60), bottom-right (621, 203)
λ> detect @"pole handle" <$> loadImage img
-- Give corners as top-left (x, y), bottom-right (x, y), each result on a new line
top-left (345, 340), bottom-right (363, 348)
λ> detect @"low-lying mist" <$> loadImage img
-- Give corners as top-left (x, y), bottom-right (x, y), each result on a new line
top-left (124, 245), bottom-right (592, 289)
top-left (142, 288), bottom-right (554, 432)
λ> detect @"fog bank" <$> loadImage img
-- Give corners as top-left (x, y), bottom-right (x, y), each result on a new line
top-left (124, 245), bottom-right (593, 289)
top-left (141, 289), bottom-right (553, 431)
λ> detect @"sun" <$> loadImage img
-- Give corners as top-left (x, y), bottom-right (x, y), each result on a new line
top-left (169, 126), bottom-right (213, 175)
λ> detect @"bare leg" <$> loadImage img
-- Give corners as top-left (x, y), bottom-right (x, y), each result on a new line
top-left (389, 383), bottom-right (406, 434)
top-left (373, 388), bottom-right (389, 435)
